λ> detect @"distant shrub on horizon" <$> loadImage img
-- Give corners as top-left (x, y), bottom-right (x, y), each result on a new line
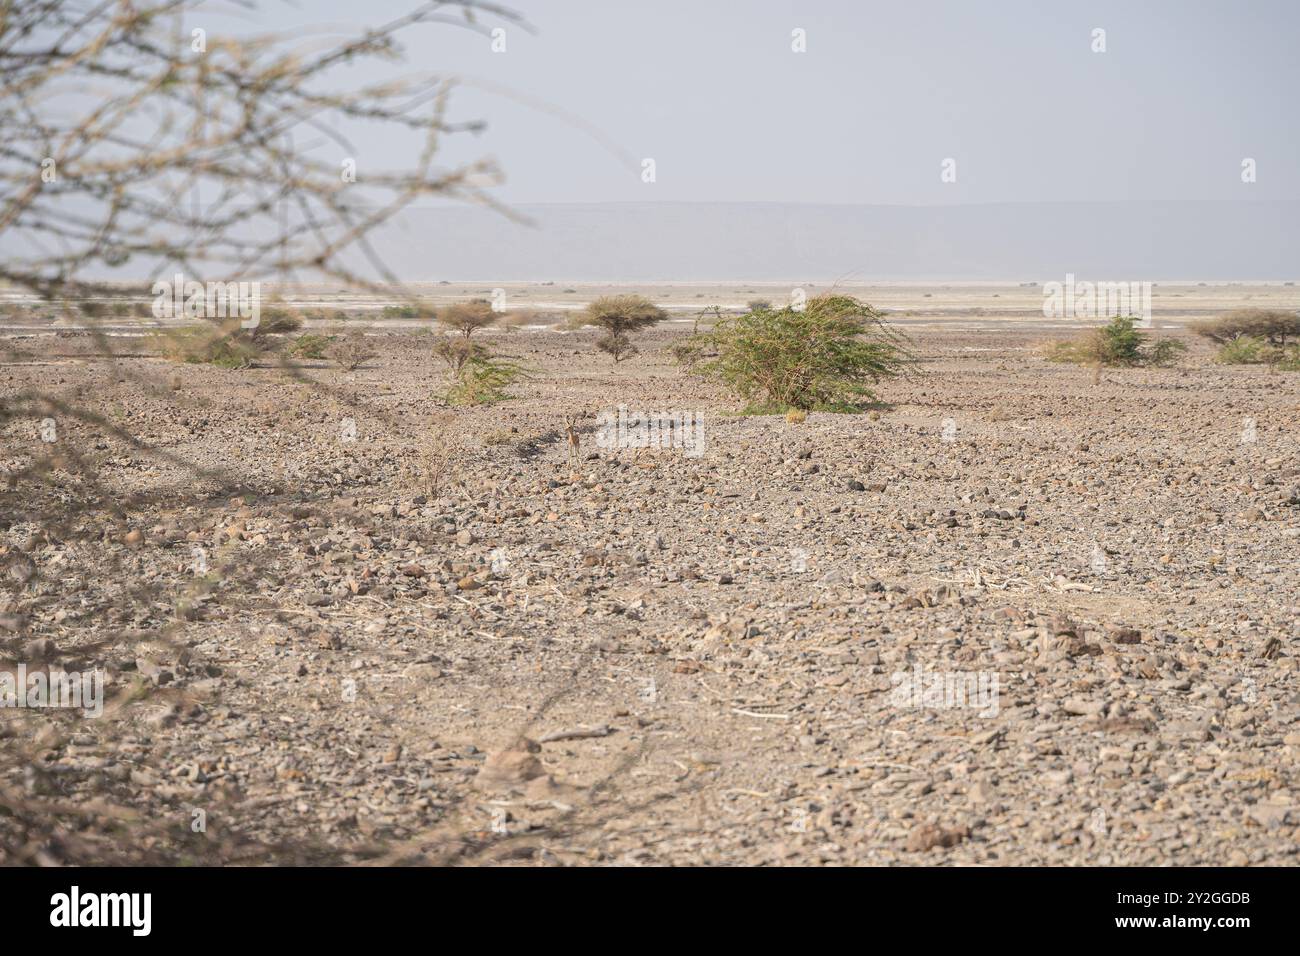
top-left (256, 307), bottom-right (303, 336)
top-left (380, 301), bottom-right (435, 320)
top-left (438, 299), bottom-right (498, 338)
top-left (1193, 308), bottom-right (1300, 347)
top-left (571, 294), bottom-right (667, 363)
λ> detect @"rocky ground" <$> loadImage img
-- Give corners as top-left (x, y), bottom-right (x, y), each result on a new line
top-left (1, 318), bottom-right (1298, 866)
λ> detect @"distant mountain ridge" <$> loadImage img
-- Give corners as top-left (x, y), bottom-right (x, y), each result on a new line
top-left (361, 200), bottom-right (1300, 282)
top-left (12, 200), bottom-right (1296, 284)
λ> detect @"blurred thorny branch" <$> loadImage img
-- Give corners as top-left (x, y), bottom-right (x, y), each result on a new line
top-left (0, 0), bottom-right (533, 297)
top-left (0, 0), bottom-right (650, 866)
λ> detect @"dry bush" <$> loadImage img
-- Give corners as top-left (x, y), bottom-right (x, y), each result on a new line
top-left (438, 300), bottom-right (498, 338)
top-left (328, 332), bottom-right (377, 371)
top-left (420, 415), bottom-right (460, 497)
top-left (595, 330), bottom-right (637, 363)
top-left (571, 294), bottom-right (667, 363)
top-left (255, 308), bottom-right (304, 338)
top-left (435, 338), bottom-right (488, 374)
top-left (1193, 309), bottom-right (1300, 346)
top-left (498, 309), bottom-right (541, 332)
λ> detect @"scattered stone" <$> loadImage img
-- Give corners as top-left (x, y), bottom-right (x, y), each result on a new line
top-left (477, 738), bottom-right (545, 791)
top-left (906, 822), bottom-right (970, 852)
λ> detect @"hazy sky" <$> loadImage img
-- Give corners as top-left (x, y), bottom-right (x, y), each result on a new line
top-left (224, 0), bottom-right (1300, 206)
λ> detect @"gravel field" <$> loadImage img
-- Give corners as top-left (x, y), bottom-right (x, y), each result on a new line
top-left (2, 311), bottom-right (1298, 866)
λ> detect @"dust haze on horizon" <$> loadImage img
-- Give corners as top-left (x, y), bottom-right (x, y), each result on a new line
top-left (18, 0), bottom-right (1300, 281)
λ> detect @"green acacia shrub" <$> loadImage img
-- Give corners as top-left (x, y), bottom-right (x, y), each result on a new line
top-left (1045, 315), bottom-right (1185, 368)
top-left (1215, 335), bottom-right (1272, 365)
top-left (1274, 346), bottom-right (1300, 371)
top-left (676, 294), bottom-right (912, 412)
top-left (444, 354), bottom-right (526, 405)
top-left (1212, 335), bottom-right (1300, 370)
top-left (148, 324), bottom-right (259, 368)
top-left (1145, 338), bottom-right (1187, 367)
top-left (290, 333), bottom-right (335, 359)
top-left (381, 302), bottom-right (434, 320)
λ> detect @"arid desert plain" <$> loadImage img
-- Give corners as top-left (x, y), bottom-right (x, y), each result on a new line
top-left (2, 281), bottom-right (1298, 865)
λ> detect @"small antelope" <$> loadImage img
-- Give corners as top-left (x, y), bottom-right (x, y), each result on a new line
top-left (563, 414), bottom-right (581, 471)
